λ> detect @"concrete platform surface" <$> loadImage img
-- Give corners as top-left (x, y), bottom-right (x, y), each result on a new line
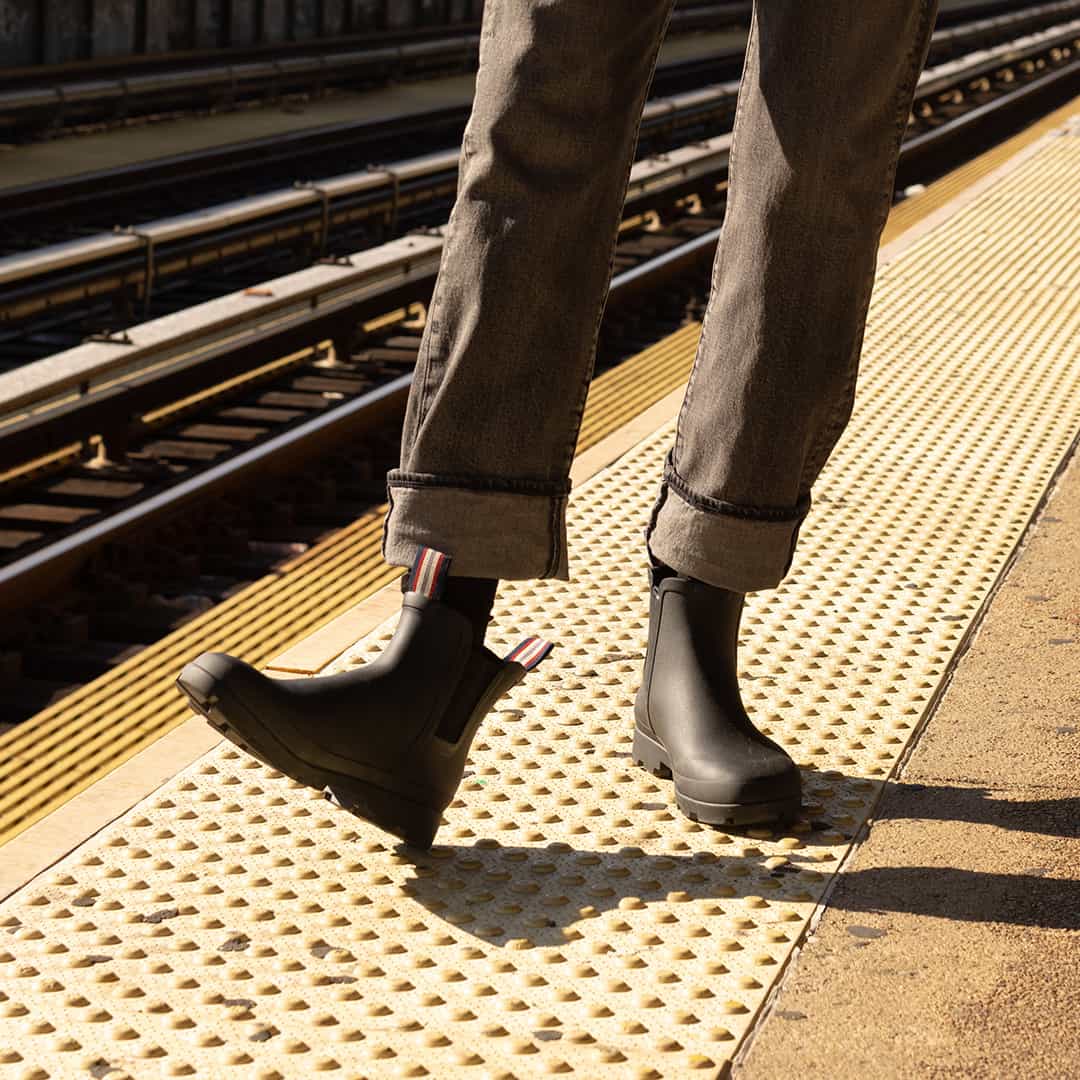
top-left (737, 406), bottom-right (1080, 1077)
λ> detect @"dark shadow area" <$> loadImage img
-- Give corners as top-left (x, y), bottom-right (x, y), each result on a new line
top-left (822, 776), bottom-right (1079, 930)
top-left (392, 837), bottom-right (833, 950)
top-left (875, 783), bottom-right (1080, 840)
top-left (375, 772), bottom-right (1078, 947)
top-left (826, 865), bottom-right (1079, 930)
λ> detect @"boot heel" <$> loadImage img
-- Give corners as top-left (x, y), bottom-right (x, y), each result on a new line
top-left (324, 778), bottom-right (443, 850)
top-left (633, 725), bottom-right (673, 780)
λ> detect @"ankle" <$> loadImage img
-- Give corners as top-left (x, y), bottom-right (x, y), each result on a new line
top-left (648, 557), bottom-right (743, 609)
top-left (441, 573), bottom-right (499, 647)
top-left (401, 565), bottom-right (497, 647)
top-left (647, 549), bottom-right (743, 599)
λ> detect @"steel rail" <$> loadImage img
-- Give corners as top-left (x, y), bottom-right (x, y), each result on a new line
top-left (0, 147), bottom-right (460, 287)
top-left (3, 17), bottom-right (1076, 338)
top-left (0, 36), bottom-right (481, 120)
top-left (0, 232), bottom-right (445, 455)
top-left (0, 3), bottom-right (751, 99)
top-left (915, 15), bottom-right (1080, 97)
top-left (0, 134), bottom-right (732, 458)
top-left (0, 103), bottom-right (469, 221)
top-left (0, 372), bottom-right (415, 605)
top-left (0, 223), bottom-right (725, 605)
top-left (901, 53), bottom-right (1080, 168)
top-left (930, 0), bottom-right (1080, 55)
top-left (0, 22), bottom-right (488, 89)
top-left (0, 98), bottom-right (733, 295)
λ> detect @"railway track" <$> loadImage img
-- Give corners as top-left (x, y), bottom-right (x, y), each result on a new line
top-left (2, 4), bottom-right (1074, 236)
top-left (0, 83), bottom-right (742, 361)
top-left (0, 29), bottom-right (750, 241)
top-left (0, 2), bottom-right (751, 141)
top-left (3, 11), bottom-right (1077, 371)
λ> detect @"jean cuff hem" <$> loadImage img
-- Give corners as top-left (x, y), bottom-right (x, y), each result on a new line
top-left (383, 477), bottom-right (570, 580)
top-left (645, 476), bottom-right (810, 592)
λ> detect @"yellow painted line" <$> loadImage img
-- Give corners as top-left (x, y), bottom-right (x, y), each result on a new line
top-left (882, 93), bottom-right (1080, 245)
top-left (1, 118), bottom-right (1077, 1077)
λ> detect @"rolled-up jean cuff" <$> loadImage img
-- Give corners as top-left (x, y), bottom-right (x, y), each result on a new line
top-left (383, 480), bottom-right (570, 580)
top-left (645, 480), bottom-right (810, 593)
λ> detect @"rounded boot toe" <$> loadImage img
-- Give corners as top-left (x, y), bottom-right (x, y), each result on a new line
top-left (674, 748), bottom-right (801, 807)
top-left (178, 651), bottom-right (274, 713)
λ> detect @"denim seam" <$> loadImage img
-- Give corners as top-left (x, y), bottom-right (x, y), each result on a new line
top-left (410, 246), bottom-right (444, 449)
top-left (556, 0), bottom-right (679, 483)
top-left (642, 455), bottom-right (671, 555)
top-left (407, 1), bottom-right (496, 447)
top-left (671, 0), bottom-right (759, 472)
top-left (544, 493), bottom-right (564, 578)
top-left (797, 0), bottom-right (937, 493)
top-left (665, 453), bottom-right (810, 523)
top-left (381, 484), bottom-right (394, 562)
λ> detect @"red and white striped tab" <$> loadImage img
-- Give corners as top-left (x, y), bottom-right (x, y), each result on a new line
top-left (407, 545), bottom-right (451, 599)
top-left (504, 636), bottom-right (554, 671)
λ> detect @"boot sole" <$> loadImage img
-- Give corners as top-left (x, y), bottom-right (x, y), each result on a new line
top-left (176, 659), bottom-right (522, 850)
top-left (632, 724), bottom-right (800, 828)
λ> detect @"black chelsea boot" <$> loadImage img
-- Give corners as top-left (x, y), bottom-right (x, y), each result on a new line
top-left (176, 545), bottom-right (554, 849)
top-left (633, 559), bottom-right (801, 827)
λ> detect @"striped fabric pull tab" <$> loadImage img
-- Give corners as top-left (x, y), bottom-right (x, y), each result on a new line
top-left (504, 636), bottom-right (554, 671)
top-left (407, 545), bottom-right (451, 599)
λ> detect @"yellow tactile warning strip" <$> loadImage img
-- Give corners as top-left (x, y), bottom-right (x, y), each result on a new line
top-left (0, 328), bottom-right (698, 847)
top-left (5, 93), bottom-right (1074, 844)
top-left (881, 94), bottom-right (1080, 245)
top-left (1, 122), bottom-right (1078, 1078)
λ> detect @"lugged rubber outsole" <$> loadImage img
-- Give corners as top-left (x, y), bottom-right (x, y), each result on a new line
top-left (632, 724), bottom-right (801, 828)
top-left (177, 659), bottom-right (453, 850)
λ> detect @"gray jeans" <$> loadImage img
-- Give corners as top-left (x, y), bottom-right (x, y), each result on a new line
top-left (383, 0), bottom-right (938, 592)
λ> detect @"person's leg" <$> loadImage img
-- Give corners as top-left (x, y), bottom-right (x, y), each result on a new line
top-left (644, 0), bottom-right (939, 592)
top-left (383, 0), bottom-right (677, 581)
top-left (180, 0), bottom-right (678, 849)
top-left (635, 0), bottom-right (939, 827)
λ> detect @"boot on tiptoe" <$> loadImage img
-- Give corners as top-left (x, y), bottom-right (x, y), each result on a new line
top-left (175, 546), bottom-right (554, 850)
top-left (633, 555), bottom-right (801, 827)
